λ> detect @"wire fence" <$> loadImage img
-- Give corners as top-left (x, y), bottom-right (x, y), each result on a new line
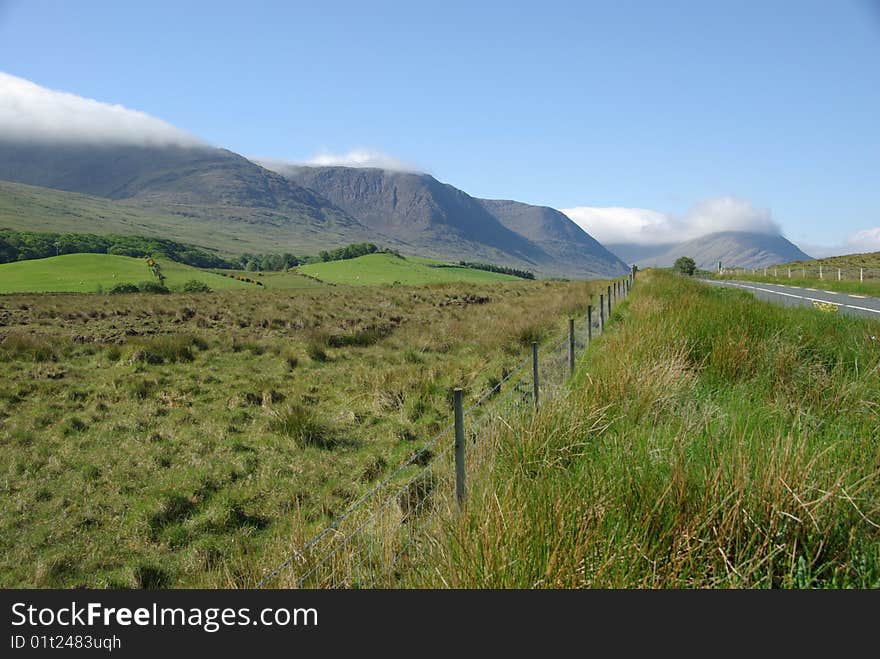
top-left (718, 265), bottom-right (880, 283)
top-left (255, 274), bottom-right (635, 589)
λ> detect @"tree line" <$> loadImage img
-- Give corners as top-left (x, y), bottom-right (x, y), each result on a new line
top-left (0, 231), bottom-right (236, 269)
top-left (457, 261), bottom-right (535, 280)
top-left (0, 231), bottom-right (394, 272)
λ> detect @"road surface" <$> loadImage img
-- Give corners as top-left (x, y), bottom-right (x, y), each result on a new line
top-left (701, 279), bottom-right (880, 321)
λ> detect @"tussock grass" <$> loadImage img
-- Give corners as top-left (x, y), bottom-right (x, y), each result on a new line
top-left (0, 278), bottom-right (600, 587)
top-left (416, 271), bottom-right (880, 588)
top-left (0, 332), bottom-right (59, 362)
top-left (267, 404), bottom-right (338, 449)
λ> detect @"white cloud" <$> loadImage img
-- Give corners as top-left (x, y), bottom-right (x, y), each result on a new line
top-left (303, 148), bottom-right (416, 171)
top-left (562, 196), bottom-right (781, 245)
top-left (845, 227), bottom-right (880, 252)
top-left (0, 71), bottom-right (201, 146)
top-left (794, 228), bottom-right (880, 258)
top-left (558, 206), bottom-right (679, 245)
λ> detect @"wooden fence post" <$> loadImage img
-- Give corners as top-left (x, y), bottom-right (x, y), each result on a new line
top-left (568, 317), bottom-right (575, 377)
top-left (587, 304), bottom-right (593, 342)
top-left (453, 388), bottom-right (466, 508)
top-left (599, 294), bottom-right (605, 333)
top-left (532, 342), bottom-right (539, 408)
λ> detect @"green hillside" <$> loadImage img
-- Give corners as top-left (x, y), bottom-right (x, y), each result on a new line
top-left (777, 250), bottom-right (880, 269)
top-left (296, 253), bottom-right (521, 285)
top-left (0, 180), bottom-right (371, 256)
top-left (0, 254), bottom-right (254, 293)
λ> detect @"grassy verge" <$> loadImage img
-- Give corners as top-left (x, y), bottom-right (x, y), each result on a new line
top-left (712, 273), bottom-right (880, 298)
top-left (416, 270), bottom-right (880, 588)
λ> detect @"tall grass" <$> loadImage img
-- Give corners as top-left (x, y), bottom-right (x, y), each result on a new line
top-left (416, 271), bottom-right (880, 588)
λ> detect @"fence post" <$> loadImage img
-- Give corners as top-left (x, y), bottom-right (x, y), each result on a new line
top-left (568, 317), bottom-right (575, 377)
top-left (802, 266), bottom-right (805, 278)
top-left (788, 268), bottom-right (791, 278)
top-left (587, 304), bottom-right (593, 342)
top-left (607, 286), bottom-right (612, 317)
top-left (838, 268), bottom-right (841, 282)
top-left (453, 388), bottom-right (466, 508)
top-left (599, 294), bottom-right (605, 333)
top-left (819, 265), bottom-right (823, 280)
top-left (531, 342), bottom-right (539, 408)
top-left (861, 268), bottom-right (864, 283)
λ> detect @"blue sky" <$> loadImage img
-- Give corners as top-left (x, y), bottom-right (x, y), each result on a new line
top-left (1, 0), bottom-right (878, 252)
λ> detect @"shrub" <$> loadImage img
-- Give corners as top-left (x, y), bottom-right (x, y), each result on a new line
top-left (108, 283), bottom-right (139, 294)
top-left (138, 281), bottom-right (170, 294)
top-left (674, 256), bottom-right (697, 276)
top-left (181, 279), bottom-right (212, 293)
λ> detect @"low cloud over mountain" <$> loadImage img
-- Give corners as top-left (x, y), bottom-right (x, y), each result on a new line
top-left (562, 197), bottom-right (781, 246)
top-left (0, 71), bottom-right (200, 146)
top-left (271, 149), bottom-right (418, 172)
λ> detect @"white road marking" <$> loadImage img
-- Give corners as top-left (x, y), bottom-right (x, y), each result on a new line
top-left (850, 294), bottom-right (868, 299)
top-left (709, 280), bottom-right (880, 315)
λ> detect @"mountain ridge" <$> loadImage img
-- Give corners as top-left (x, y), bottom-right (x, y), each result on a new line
top-left (266, 163), bottom-right (628, 278)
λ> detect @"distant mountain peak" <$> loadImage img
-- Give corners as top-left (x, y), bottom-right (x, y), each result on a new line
top-left (634, 230), bottom-right (812, 270)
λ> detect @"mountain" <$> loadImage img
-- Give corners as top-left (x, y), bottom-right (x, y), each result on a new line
top-left (0, 140), bottom-right (382, 252)
top-left (603, 242), bottom-right (678, 265)
top-left (264, 164), bottom-right (628, 278)
top-left (0, 139), bottom-right (627, 277)
top-left (636, 231), bottom-right (813, 270)
top-left (476, 199), bottom-right (628, 277)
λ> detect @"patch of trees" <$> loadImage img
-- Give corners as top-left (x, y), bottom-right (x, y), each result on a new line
top-left (238, 253), bottom-right (301, 272)
top-left (318, 243), bottom-right (382, 263)
top-left (674, 256), bottom-right (697, 276)
top-left (0, 232), bottom-right (401, 274)
top-left (457, 261), bottom-right (535, 280)
top-left (0, 230), bottom-right (236, 268)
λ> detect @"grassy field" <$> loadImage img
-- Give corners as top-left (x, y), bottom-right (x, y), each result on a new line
top-left (0, 254), bottom-right (255, 294)
top-left (0, 278), bottom-right (597, 587)
top-left (221, 269), bottom-right (327, 290)
top-left (408, 271), bottom-right (880, 588)
top-left (296, 253), bottom-right (521, 286)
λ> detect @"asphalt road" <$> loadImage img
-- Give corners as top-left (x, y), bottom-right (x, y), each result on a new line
top-left (700, 279), bottom-right (880, 321)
